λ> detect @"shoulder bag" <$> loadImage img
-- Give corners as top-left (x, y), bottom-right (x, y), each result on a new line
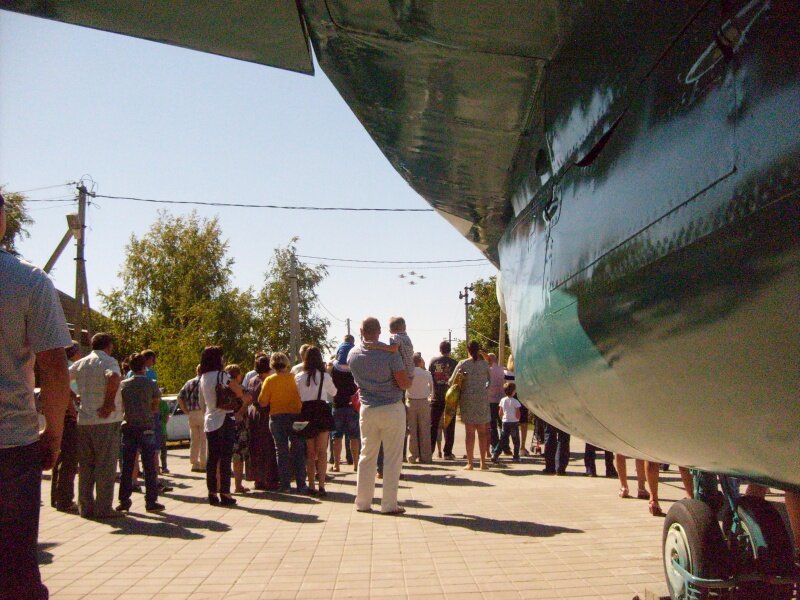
top-left (215, 371), bottom-right (241, 411)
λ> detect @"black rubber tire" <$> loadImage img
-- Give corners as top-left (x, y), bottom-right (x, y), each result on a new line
top-left (663, 499), bottom-right (731, 599)
top-left (732, 496), bottom-right (794, 600)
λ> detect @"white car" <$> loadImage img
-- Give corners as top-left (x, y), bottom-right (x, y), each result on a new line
top-left (164, 395), bottom-right (190, 442)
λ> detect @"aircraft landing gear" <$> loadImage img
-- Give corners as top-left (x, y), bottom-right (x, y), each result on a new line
top-left (662, 473), bottom-right (798, 599)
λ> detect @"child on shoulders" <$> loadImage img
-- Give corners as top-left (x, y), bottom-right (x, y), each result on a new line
top-left (364, 316), bottom-right (415, 379)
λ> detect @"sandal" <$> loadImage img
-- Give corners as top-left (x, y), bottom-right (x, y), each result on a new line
top-left (463, 463), bottom-right (474, 471)
top-left (637, 489), bottom-right (651, 500)
top-left (619, 487), bottom-right (630, 499)
top-left (234, 486), bottom-right (250, 494)
top-left (649, 500), bottom-right (664, 516)
top-left (331, 464), bottom-right (340, 472)
top-left (382, 507), bottom-right (406, 515)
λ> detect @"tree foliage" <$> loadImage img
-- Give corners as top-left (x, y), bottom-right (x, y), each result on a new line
top-left (99, 213), bottom-right (330, 391)
top-left (453, 276), bottom-right (510, 361)
top-left (99, 211), bottom-right (245, 390)
top-left (0, 187), bottom-right (33, 255)
top-left (257, 239), bottom-right (331, 356)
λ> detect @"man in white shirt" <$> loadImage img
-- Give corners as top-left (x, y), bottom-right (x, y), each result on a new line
top-left (0, 191), bottom-right (72, 600)
top-left (406, 353), bottom-right (434, 464)
top-left (69, 332), bottom-right (124, 519)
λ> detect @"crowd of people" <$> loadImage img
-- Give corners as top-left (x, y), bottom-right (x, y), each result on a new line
top-left (1, 183), bottom-right (798, 600)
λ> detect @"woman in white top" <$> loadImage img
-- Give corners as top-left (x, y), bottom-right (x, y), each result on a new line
top-left (406, 353), bottom-right (434, 463)
top-left (198, 345), bottom-right (247, 506)
top-left (295, 347), bottom-right (337, 496)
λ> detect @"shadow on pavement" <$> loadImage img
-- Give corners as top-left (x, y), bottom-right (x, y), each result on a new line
top-left (163, 492), bottom-right (211, 504)
top-left (233, 505), bottom-right (323, 523)
top-left (401, 473), bottom-right (493, 487)
top-left (319, 490), bottom-right (356, 504)
top-left (252, 491), bottom-right (319, 505)
top-left (38, 542), bottom-right (58, 565)
top-left (402, 464), bottom-right (453, 472)
top-left (407, 512), bottom-right (582, 537)
top-left (105, 512), bottom-right (231, 539)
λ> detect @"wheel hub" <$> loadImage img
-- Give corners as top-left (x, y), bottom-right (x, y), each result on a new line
top-left (665, 523), bottom-right (693, 597)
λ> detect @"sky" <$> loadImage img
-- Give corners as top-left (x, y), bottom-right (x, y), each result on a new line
top-left (0, 10), bottom-right (498, 363)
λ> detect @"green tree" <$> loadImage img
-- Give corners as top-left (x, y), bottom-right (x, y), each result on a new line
top-left (453, 276), bottom-right (510, 361)
top-left (257, 239), bottom-right (331, 355)
top-left (0, 186), bottom-right (33, 255)
top-left (99, 210), bottom-right (258, 391)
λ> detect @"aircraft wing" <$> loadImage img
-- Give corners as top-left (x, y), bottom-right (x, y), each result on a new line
top-left (1, 0), bottom-right (314, 74)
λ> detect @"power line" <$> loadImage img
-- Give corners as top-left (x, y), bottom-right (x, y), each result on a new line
top-left (297, 254), bottom-right (488, 264)
top-left (317, 299), bottom-right (346, 323)
top-left (92, 193), bottom-right (434, 212)
top-left (7, 182), bottom-right (77, 194)
top-left (23, 198), bottom-right (76, 203)
top-left (303, 261), bottom-right (494, 270)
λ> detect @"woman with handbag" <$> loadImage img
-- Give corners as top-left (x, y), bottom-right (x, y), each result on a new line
top-left (258, 352), bottom-right (307, 494)
top-left (294, 347), bottom-right (337, 496)
top-left (199, 345), bottom-right (247, 506)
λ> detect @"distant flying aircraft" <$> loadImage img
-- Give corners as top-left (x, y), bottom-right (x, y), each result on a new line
top-left (408, 281), bottom-right (416, 285)
top-left (398, 274), bottom-right (405, 278)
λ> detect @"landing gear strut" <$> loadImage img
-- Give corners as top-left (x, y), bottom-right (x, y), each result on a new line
top-left (662, 473), bottom-right (798, 599)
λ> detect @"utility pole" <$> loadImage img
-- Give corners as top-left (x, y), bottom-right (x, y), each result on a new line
top-left (288, 249), bottom-right (301, 363)
top-left (73, 185), bottom-right (90, 348)
top-left (459, 285), bottom-right (474, 344)
top-left (346, 318), bottom-right (351, 337)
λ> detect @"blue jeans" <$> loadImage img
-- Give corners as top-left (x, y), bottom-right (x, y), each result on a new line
top-left (269, 414), bottom-right (306, 490)
top-left (543, 423), bottom-right (570, 474)
top-left (119, 425), bottom-right (159, 505)
top-left (0, 441), bottom-right (48, 600)
top-left (492, 422), bottom-right (520, 459)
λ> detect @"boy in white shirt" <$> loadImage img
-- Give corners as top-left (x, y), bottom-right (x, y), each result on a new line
top-left (491, 382), bottom-right (522, 463)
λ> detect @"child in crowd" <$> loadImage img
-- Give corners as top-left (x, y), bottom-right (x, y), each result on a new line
top-left (491, 382), bottom-right (522, 463)
top-left (332, 334), bottom-right (356, 372)
top-left (366, 316), bottom-right (414, 379)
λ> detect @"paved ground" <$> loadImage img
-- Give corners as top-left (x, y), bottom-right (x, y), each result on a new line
top-left (39, 431), bottom-right (688, 600)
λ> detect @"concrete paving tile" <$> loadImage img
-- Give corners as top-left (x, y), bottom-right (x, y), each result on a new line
top-left (37, 437), bottom-right (681, 600)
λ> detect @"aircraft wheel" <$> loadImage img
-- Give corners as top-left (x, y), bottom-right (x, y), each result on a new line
top-left (663, 499), bottom-right (730, 599)
top-left (731, 496), bottom-right (794, 600)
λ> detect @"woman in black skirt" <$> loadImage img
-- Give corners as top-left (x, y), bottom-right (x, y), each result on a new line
top-left (294, 347), bottom-right (337, 496)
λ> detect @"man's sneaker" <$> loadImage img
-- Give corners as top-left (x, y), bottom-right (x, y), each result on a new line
top-left (115, 500), bottom-right (132, 512)
top-left (146, 502), bottom-right (166, 512)
top-left (161, 468), bottom-right (170, 474)
top-left (443, 453), bottom-right (456, 460)
top-left (158, 482), bottom-right (174, 493)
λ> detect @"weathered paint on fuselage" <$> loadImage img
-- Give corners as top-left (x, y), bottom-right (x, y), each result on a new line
top-left (498, 0), bottom-right (800, 490)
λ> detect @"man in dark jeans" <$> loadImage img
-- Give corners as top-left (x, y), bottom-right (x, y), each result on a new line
top-left (543, 422), bottom-right (571, 475)
top-left (0, 191), bottom-right (72, 600)
top-left (51, 342), bottom-right (81, 512)
top-left (428, 341), bottom-right (458, 459)
top-left (116, 352), bottom-right (164, 513)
